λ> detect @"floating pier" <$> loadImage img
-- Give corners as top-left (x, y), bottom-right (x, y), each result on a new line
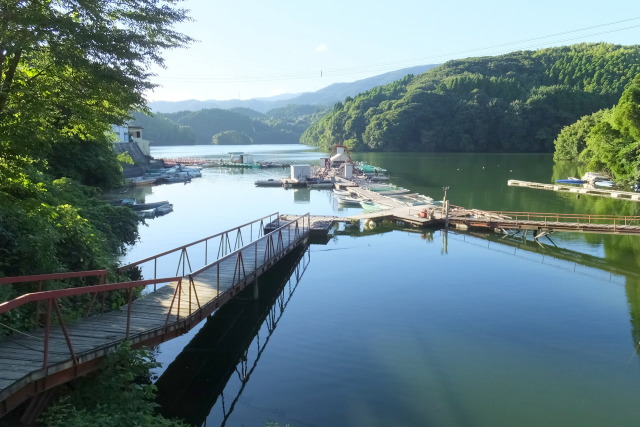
top-left (508, 179), bottom-right (640, 201)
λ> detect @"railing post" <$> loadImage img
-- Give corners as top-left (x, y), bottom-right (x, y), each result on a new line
top-left (43, 299), bottom-right (52, 370)
top-left (126, 288), bottom-right (133, 340)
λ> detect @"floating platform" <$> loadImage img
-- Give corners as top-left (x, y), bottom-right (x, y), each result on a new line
top-left (508, 180), bottom-right (640, 201)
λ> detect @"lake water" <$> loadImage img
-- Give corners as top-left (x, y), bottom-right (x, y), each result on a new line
top-left (124, 145), bottom-right (640, 426)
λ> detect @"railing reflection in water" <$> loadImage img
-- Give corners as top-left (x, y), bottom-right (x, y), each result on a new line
top-left (154, 245), bottom-right (311, 426)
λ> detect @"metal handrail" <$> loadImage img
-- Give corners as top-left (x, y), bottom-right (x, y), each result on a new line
top-left (0, 270), bottom-right (108, 286)
top-left (0, 276), bottom-right (182, 368)
top-left (187, 213), bottom-right (310, 304)
top-left (453, 210), bottom-right (640, 225)
top-left (117, 212), bottom-right (279, 273)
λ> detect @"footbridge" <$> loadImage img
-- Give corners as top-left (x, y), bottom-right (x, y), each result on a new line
top-left (0, 213), bottom-right (310, 420)
top-left (447, 209), bottom-right (640, 238)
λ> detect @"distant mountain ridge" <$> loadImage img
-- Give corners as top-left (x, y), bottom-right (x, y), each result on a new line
top-left (148, 65), bottom-right (438, 113)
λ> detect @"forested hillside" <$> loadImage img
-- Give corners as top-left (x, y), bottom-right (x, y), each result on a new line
top-left (132, 104), bottom-right (327, 145)
top-left (554, 74), bottom-right (640, 182)
top-left (301, 43), bottom-right (640, 153)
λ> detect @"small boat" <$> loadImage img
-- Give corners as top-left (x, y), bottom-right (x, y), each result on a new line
top-left (333, 188), bottom-right (352, 197)
top-left (126, 200), bottom-right (170, 211)
top-left (157, 175), bottom-right (191, 184)
top-left (155, 204), bottom-right (173, 215)
top-left (376, 189), bottom-right (412, 196)
top-left (126, 177), bottom-right (157, 186)
top-left (136, 209), bottom-right (156, 219)
top-left (337, 195), bottom-right (369, 206)
top-left (307, 178), bottom-right (335, 188)
top-left (594, 180), bottom-right (615, 187)
top-left (556, 178), bottom-right (586, 184)
top-left (360, 200), bottom-right (391, 212)
top-left (255, 178), bottom-right (283, 187)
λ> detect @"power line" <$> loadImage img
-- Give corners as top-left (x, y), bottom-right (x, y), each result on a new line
top-left (152, 17), bottom-right (640, 85)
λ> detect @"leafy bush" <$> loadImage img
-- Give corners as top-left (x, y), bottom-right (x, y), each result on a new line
top-left (40, 343), bottom-right (188, 427)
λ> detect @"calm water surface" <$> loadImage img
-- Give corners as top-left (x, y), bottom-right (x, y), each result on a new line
top-left (123, 145), bottom-right (640, 426)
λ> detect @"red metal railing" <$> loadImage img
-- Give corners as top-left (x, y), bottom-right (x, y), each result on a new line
top-left (185, 213), bottom-right (310, 311)
top-left (0, 213), bottom-right (310, 371)
top-left (0, 276), bottom-right (181, 369)
top-left (117, 212), bottom-right (280, 288)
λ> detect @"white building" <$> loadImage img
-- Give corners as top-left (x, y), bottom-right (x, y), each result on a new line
top-left (111, 124), bottom-right (150, 156)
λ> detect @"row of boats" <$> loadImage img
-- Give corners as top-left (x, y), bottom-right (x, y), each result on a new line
top-left (108, 199), bottom-right (174, 219)
top-left (126, 164), bottom-right (203, 186)
top-left (556, 172), bottom-right (615, 187)
top-left (334, 184), bottom-right (435, 211)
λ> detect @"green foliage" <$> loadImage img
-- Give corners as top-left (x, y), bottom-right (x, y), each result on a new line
top-left (0, 0), bottom-right (193, 158)
top-left (0, 157), bottom-right (139, 279)
top-left (212, 130), bottom-right (253, 145)
top-left (0, 0), bottom-right (189, 335)
top-left (553, 110), bottom-right (607, 161)
top-left (301, 43), bottom-right (640, 153)
top-left (40, 343), bottom-right (188, 427)
top-left (557, 73), bottom-right (640, 183)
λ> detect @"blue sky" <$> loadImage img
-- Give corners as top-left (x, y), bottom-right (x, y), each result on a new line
top-left (146, 0), bottom-right (640, 102)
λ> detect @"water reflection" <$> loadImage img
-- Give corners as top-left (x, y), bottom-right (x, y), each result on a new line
top-left (155, 246), bottom-right (310, 426)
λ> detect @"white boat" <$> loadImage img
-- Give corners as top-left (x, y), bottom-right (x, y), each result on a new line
top-left (337, 195), bottom-right (369, 206)
top-left (594, 180), bottom-right (615, 187)
top-left (581, 172), bottom-right (608, 183)
top-left (333, 188), bottom-right (352, 197)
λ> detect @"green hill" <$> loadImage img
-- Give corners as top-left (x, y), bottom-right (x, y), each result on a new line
top-left (301, 43), bottom-right (640, 153)
top-left (132, 104), bottom-right (327, 145)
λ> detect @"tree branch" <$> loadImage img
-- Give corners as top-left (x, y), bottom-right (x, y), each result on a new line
top-left (0, 49), bottom-right (22, 114)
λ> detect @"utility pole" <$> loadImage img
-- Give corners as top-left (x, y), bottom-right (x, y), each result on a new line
top-left (442, 186), bottom-right (450, 229)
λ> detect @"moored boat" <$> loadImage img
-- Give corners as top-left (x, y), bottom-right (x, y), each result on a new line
top-left (556, 177), bottom-right (586, 184)
top-left (155, 203), bottom-right (173, 215)
top-left (255, 178), bottom-right (283, 187)
top-left (594, 180), bottom-right (615, 187)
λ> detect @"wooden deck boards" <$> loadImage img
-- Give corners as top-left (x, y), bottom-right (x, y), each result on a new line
top-left (0, 220), bottom-right (309, 413)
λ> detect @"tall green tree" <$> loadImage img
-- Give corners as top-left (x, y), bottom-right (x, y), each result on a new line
top-left (1, 0), bottom-right (192, 158)
top-left (579, 74), bottom-right (640, 182)
top-left (0, 0), bottom-right (192, 280)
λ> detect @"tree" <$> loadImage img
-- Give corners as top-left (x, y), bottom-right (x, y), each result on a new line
top-left (579, 74), bottom-right (640, 182)
top-left (0, 1), bottom-right (191, 278)
top-left (212, 130), bottom-right (252, 145)
top-left (0, 0), bottom-right (192, 159)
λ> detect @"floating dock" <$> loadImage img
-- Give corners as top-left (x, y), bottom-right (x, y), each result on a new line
top-left (508, 179), bottom-right (640, 201)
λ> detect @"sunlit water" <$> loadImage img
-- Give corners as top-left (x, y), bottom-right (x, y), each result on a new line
top-left (122, 145), bottom-right (640, 426)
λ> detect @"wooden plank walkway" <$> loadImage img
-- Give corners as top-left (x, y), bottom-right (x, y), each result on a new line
top-left (0, 214), bottom-right (310, 417)
top-left (508, 179), bottom-right (640, 201)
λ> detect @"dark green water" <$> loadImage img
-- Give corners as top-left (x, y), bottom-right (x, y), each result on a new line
top-left (131, 146), bottom-right (640, 426)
